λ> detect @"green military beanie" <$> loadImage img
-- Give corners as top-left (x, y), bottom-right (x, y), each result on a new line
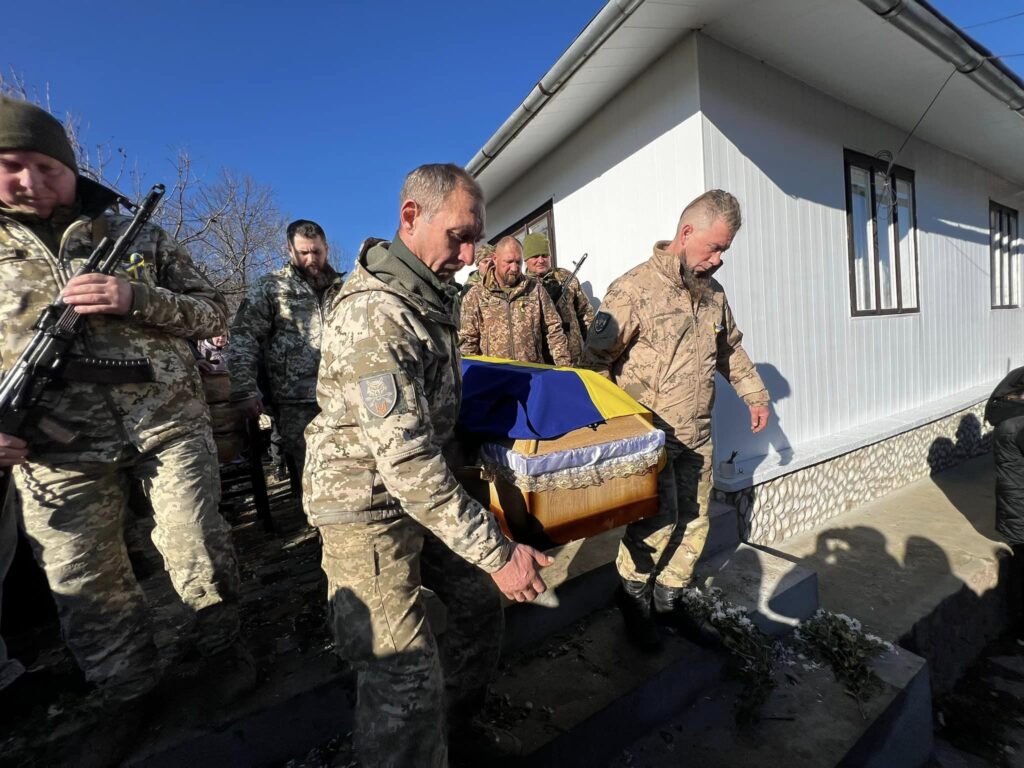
top-left (522, 232), bottom-right (550, 261)
top-left (0, 96), bottom-right (78, 175)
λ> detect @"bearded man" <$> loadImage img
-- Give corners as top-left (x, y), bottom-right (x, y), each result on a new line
top-left (230, 219), bottom-right (344, 481)
top-left (582, 190), bottom-right (770, 651)
top-left (459, 235), bottom-right (571, 366)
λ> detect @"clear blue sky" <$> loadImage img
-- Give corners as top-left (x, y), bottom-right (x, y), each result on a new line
top-left (4, 0), bottom-right (1022, 271)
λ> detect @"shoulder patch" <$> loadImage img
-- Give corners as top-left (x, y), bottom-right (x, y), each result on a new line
top-left (593, 311), bottom-right (612, 335)
top-left (359, 372), bottom-right (398, 418)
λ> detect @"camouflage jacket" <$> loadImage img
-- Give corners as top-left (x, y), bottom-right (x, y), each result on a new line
top-left (534, 268), bottom-right (596, 365)
top-left (228, 263), bottom-right (342, 405)
top-left (304, 237), bottom-right (513, 573)
top-left (458, 271), bottom-right (572, 366)
top-left (0, 181), bottom-right (228, 462)
top-left (582, 242), bottom-right (768, 451)
top-left (461, 267), bottom-right (486, 296)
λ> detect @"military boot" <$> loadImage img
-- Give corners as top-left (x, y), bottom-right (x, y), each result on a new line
top-left (652, 583), bottom-right (723, 648)
top-left (615, 579), bottom-right (662, 652)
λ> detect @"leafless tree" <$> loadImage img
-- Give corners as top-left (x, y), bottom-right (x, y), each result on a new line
top-left (3, 71), bottom-right (291, 313)
top-left (154, 150), bottom-right (286, 312)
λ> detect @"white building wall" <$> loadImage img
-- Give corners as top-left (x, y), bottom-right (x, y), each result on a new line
top-left (697, 34), bottom-right (1024, 467)
top-left (484, 33), bottom-right (705, 302)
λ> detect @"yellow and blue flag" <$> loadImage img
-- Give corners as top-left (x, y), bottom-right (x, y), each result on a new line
top-left (459, 355), bottom-right (650, 440)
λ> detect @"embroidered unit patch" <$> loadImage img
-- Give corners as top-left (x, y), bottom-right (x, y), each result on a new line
top-left (359, 373), bottom-right (398, 418)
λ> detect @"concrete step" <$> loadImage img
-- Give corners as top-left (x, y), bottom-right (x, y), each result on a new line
top-left (503, 528), bottom-right (620, 653)
top-left (487, 605), bottom-right (728, 768)
top-left (480, 545), bottom-right (823, 765)
top-left (503, 502), bottom-right (787, 652)
top-left (607, 645), bottom-right (932, 768)
top-left (705, 498), bottom-right (742, 559)
top-left (693, 543), bottom-right (820, 635)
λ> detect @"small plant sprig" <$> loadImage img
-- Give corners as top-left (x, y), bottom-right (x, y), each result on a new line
top-left (675, 591), bottom-right (896, 724)
top-left (679, 586), bottom-right (780, 723)
top-left (794, 610), bottom-right (897, 717)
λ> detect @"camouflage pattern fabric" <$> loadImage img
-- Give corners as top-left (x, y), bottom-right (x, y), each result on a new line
top-left (304, 238), bottom-right (512, 571)
top-left (583, 242), bottom-right (767, 587)
top-left (0, 198), bottom-right (240, 700)
top-left (616, 443), bottom-right (713, 588)
top-left (306, 237), bottom-right (512, 768)
top-left (321, 516), bottom-right (503, 767)
top-left (582, 242), bottom-right (768, 452)
top-left (228, 263), bottom-right (343, 406)
top-left (15, 430), bottom-right (239, 700)
top-left (274, 401), bottom-right (320, 480)
top-left (458, 270), bottom-right (572, 366)
top-left (0, 207), bottom-right (228, 462)
top-left (0, 481), bottom-right (25, 691)
top-left (534, 267), bottom-right (596, 365)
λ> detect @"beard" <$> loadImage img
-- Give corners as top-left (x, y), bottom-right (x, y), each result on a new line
top-left (297, 262), bottom-right (334, 291)
top-left (681, 262), bottom-right (715, 304)
top-left (499, 271), bottom-right (522, 288)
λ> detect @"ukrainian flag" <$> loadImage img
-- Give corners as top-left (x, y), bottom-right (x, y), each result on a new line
top-left (459, 355), bottom-right (650, 440)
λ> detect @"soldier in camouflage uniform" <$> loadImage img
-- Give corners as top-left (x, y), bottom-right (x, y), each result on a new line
top-left (0, 97), bottom-right (246, 710)
top-left (459, 236), bottom-right (572, 366)
top-left (522, 232), bottom-right (595, 365)
top-left (305, 164), bottom-right (553, 767)
top-left (230, 219), bottom-right (343, 481)
top-left (582, 190), bottom-right (770, 651)
top-left (460, 242), bottom-right (494, 296)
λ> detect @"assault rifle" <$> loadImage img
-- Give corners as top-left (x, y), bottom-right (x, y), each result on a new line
top-left (548, 252), bottom-right (588, 307)
top-left (0, 184), bottom-right (166, 444)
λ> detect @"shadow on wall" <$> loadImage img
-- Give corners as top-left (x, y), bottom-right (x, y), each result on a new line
top-left (929, 413), bottom-right (1001, 546)
top-left (927, 413), bottom-right (989, 476)
top-left (713, 362), bottom-right (792, 475)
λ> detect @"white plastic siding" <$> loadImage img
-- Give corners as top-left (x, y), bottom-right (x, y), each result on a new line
top-left (697, 35), bottom-right (1024, 463)
top-left (480, 31), bottom-right (1024, 470)
top-left (484, 33), bottom-right (705, 302)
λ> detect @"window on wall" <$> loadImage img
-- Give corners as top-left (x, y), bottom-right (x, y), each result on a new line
top-left (990, 201), bottom-right (1020, 309)
top-left (491, 199), bottom-right (558, 267)
top-left (844, 150), bottom-right (920, 315)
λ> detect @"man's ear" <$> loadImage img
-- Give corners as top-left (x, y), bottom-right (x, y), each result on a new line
top-left (399, 199), bottom-right (419, 236)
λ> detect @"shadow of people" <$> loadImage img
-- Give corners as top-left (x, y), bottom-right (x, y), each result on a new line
top-left (927, 413), bottom-right (1002, 545)
top-left (772, 524), bottom-right (1013, 697)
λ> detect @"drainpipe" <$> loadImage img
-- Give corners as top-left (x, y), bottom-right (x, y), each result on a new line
top-left (466, 0), bottom-right (647, 178)
top-left (859, 0), bottom-right (1024, 112)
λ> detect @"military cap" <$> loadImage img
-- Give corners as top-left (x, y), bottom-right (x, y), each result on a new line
top-left (522, 232), bottom-right (550, 261)
top-left (0, 95), bottom-right (78, 175)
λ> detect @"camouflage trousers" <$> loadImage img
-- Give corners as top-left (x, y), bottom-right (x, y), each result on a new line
top-left (0, 480), bottom-right (26, 691)
top-left (320, 516), bottom-right (503, 768)
top-left (274, 402), bottom-right (319, 482)
top-left (14, 429), bottom-right (241, 701)
top-left (616, 442), bottom-right (713, 589)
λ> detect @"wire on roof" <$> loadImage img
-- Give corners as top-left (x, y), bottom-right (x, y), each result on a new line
top-left (963, 10), bottom-right (1024, 30)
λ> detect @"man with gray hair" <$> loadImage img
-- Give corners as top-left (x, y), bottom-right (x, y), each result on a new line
top-left (582, 189), bottom-right (770, 651)
top-left (304, 163), bottom-right (553, 766)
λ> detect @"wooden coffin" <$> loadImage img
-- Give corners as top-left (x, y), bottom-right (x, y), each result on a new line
top-left (468, 412), bottom-right (664, 549)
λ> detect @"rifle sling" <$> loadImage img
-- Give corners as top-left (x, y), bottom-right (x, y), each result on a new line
top-left (60, 355), bottom-right (156, 384)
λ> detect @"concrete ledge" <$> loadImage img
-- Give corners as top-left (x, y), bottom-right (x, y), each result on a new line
top-left (772, 454), bottom-right (1014, 695)
top-left (609, 646), bottom-right (932, 768)
top-left (695, 543), bottom-right (820, 634)
top-left (490, 606), bottom-right (727, 767)
top-left (717, 382), bottom-right (997, 492)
